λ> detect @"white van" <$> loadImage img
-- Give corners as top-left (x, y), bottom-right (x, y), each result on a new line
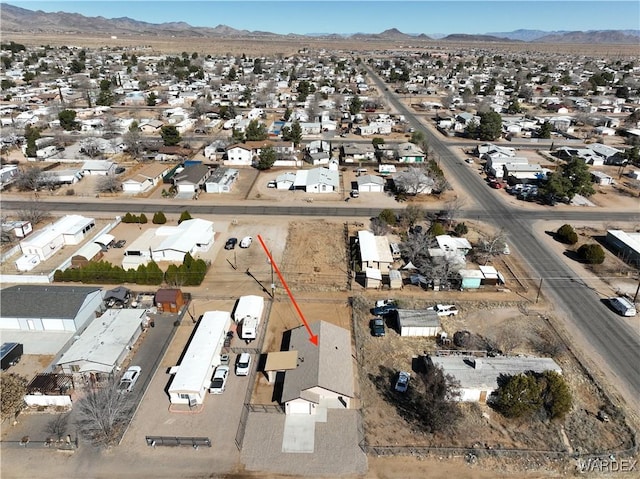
top-left (609, 297), bottom-right (637, 317)
top-left (235, 353), bottom-right (251, 376)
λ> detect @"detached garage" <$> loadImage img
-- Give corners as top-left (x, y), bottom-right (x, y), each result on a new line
top-left (395, 309), bottom-right (442, 337)
top-left (357, 175), bottom-right (385, 193)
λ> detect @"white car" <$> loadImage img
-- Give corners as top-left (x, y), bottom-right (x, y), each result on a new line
top-left (235, 353), bottom-right (251, 376)
top-left (427, 304), bottom-right (459, 317)
top-left (117, 366), bottom-right (141, 393)
top-left (375, 299), bottom-right (396, 308)
top-left (240, 236), bottom-right (253, 248)
top-left (209, 365), bottom-right (229, 394)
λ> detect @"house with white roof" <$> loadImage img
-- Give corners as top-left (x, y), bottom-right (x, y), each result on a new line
top-left (358, 230), bottom-right (393, 274)
top-left (293, 167), bottom-right (339, 193)
top-left (19, 215), bottom-right (96, 261)
top-left (56, 309), bottom-right (148, 376)
top-left (426, 355), bottom-right (562, 403)
top-left (168, 311), bottom-right (231, 405)
top-left (122, 218), bottom-right (214, 269)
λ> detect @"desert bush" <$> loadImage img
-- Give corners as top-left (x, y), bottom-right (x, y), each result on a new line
top-left (577, 243), bottom-right (605, 264)
top-left (556, 224), bottom-right (578, 244)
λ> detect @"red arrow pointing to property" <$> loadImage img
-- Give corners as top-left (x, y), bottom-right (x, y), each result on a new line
top-left (257, 235), bottom-right (318, 346)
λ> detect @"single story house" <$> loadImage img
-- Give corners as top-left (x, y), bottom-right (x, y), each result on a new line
top-left (56, 308), bottom-right (148, 376)
top-left (281, 321), bottom-right (355, 415)
top-left (426, 355), bottom-right (562, 403)
top-left (395, 142), bottom-right (425, 163)
top-left (172, 164), bottom-right (212, 194)
top-left (82, 160), bottom-right (115, 176)
top-left (19, 215), bottom-right (96, 261)
top-left (204, 167), bottom-right (238, 193)
top-left (358, 230), bottom-right (393, 274)
top-left (0, 285), bottom-right (103, 332)
top-left (606, 230), bottom-right (640, 268)
top-left (293, 167), bottom-right (339, 193)
top-left (121, 163), bottom-right (173, 194)
top-left (168, 311), bottom-right (231, 405)
top-left (122, 218), bottom-right (214, 269)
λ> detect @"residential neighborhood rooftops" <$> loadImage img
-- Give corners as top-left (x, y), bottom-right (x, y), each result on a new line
top-left (0, 285), bottom-right (102, 319)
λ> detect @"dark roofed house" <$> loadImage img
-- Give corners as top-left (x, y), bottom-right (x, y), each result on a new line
top-left (0, 285), bottom-right (103, 332)
top-left (281, 320), bottom-right (354, 415)
top-left (172, 164), bottom-right (212, 194)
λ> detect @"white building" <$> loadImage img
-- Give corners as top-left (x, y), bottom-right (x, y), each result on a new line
top-left (122, 218), bottom-right (214, 269)
top-left (56, 309), bottom-right (148, 375)
top-left (19, 215), bottom-right (96, 261)
top-left (168, 311), bottom-right (232, 405)
top-left (358, 230), bottom-right (393, 274)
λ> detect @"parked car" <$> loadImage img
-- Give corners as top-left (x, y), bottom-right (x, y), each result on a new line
top-left (224, 237), bottom-right (238, 250)
top-left (235, 353), bottom-right (251, 376)
top-left (240, 236), bottom-right (252, 248)
top-left (370, 317), bottom-right (386, 337)
top-left (113, 239), bottom-right (126, 248)
top-left (372, 303), bottom-right (398, 316)
top-left (220, 353), bottom-right (230, 366)
top-left (209, 365), bottom-right (229, 394)
top-left (608, 296), bottom-right (637, 317)
top-left (375, 299), bottom-right (396, 308)
top-left (267, 181), bottom-right (276, 188)
top-left (395, 371), bottom-right (410, 393)
top-left (427, 304), bottom-right (459, 317)
top-left (118, 366), bottom-right (141, 393)
top-left (350, 189), bottom-right (359, 198)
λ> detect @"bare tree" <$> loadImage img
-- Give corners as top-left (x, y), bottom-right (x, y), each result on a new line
top-left (46, 413), bottom-right (70, 441)
top-left (393, 166), bottom-right (435, 195)
top-left (80, 138), bottom-right (102, 158)
top-left (96, 175), bottom-right (122, 193)
top-left (17, 199), bottom-right (50, 224)
top-left (0, 373), bottom-right (27, 421)
top-left (123, 125), bottom-right (143, 159)
top-left (399, 204), bottom-right (426, 230)
top-left (75, 379), bottom-right (135, 448)
top-left (400, 230), bottom-right (434, 268)
top-left (14, 167), bottom-right (43, 192)
top-left (475, 228), bottom-right (508, 264)
top-left (442, 196), bottom-right (467, 227)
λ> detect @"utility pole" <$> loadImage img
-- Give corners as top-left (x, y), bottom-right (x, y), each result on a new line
top-left (536, 278), bottom-right (543, 304)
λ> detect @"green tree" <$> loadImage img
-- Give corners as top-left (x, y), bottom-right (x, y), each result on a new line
top-left (178, 211), bottom-right (192, 224)
top-left (146, 92), bottom-right (157, 106)
top-left (453, 222), bottom-right (468, 237)
top-left (349, 95), bottom-right (362, 115)
top-left (556, 224), bottom-right (578, 245)
top-left (577, 243), bottom-right (605, 264)
top-left (227, 67), bottom-right (237, 81)
top-left (540, 371), bottom-right (572, 420)
top-left (477, 111), bottom-right (503, 141)
top-left (256, 146), bottom-right (276, 170)
top-left (428, 222), bottom-right (446, 237)
top-left (139, 213), bottom-right (148, 224)
top-left (24, 125), bottom-right (40, 157)
top-left (372, 137), bottom-right (385, 147)
top-left (537, 121), bottom-right (553, 139)
top-left (493, 373), bottom-right (543, 418)
top-left (58, 109), bottom-right (79, 131)
top-left (562, 157), bottom-right (595, 198)
top-left (69, 58), bottom-right (84, 73)
top-left (289, 121), bottom-right (302, 146)
top-left (244, 119), bottom-right (268, 141)
top-left (378, 209), bottom-right (397, 226)
top-left (506, 99), bottom-right (522, 114)
top-left (160, 125), bottom-right (181, 146)
top-left (152, 211), bottom-right (167, 224)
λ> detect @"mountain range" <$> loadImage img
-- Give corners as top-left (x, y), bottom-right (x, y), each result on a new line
top-left (1, 4), bottom-right (639, 44)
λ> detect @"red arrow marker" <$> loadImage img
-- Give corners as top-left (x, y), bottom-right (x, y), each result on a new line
top-left (257, 235), bottom-right (318, 346)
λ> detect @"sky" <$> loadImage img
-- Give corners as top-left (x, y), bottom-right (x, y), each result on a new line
top-left (7, 1), bottom-right (640, 35)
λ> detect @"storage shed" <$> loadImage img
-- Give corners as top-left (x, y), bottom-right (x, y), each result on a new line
top-left (155, 288), bottom-right (185, 313)
top-left (459, 269), bottom-right (483, 289)
top-left (364, 267), bottom-right (382, 289)
top-left (395, 309), bottom-right (442, 337)
top-left (388, 269), bottom-right (403, 289)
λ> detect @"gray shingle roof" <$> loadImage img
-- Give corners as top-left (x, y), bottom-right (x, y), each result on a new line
top-left (0, 285), bottom-right (102, 319)
top-left (281, 321), bottom-right (354, 403)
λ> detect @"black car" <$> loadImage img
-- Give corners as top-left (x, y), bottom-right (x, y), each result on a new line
top-left (225, 237), bottom-right (238, 250)
top-left (370, 318), bottom-right (386, 337)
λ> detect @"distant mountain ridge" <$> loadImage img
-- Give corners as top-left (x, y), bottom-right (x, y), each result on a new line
top-left (1, 3), bottom-right (638, 44)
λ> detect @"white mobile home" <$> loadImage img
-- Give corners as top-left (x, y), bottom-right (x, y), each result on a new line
top-left (168, 311), bottom-right (231, 405)
top-left (19, 215), bottom-right (96, 261)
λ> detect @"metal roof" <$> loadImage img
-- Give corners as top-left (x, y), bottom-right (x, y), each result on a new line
top-left (0, 285), bottom-right (102, 319)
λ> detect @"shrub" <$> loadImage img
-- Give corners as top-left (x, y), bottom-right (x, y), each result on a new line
top-left (122, 212), bottom-right (136, 223)
top-left (152, 212), bottom-right (167, 224)
top-left (65, 189), bottom-right (75, 196)
top-left (453, 222), bottom-right (468, 237)
top-left (139, 213), bottom-right (148, 224)
top-left (428, 222), bottom-right (446, 237)
top-left (556, 224), bottom-right (578, 244)
top-left (378, 209), bottom-right (397, 226)
top-left (577, 243), bottom-right (605, 264)
top-left (178, 211), bottom-right (192, 224)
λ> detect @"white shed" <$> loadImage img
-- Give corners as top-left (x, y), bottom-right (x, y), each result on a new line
top-left (388, 269), bottom-right (403, 289)
top-left (364, 267), bottom-right (382, 289)
top-left (396, 309), bottom-right (442, 337)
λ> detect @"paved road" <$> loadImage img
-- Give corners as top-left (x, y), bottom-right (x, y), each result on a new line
top-left (366, 66), bottom-right (640, 408)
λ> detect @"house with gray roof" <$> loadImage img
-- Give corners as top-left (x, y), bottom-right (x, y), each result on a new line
top-left (281, 321), bottom-right (355, 415)
top-left (0, 285), bottom-right (103, 332)
top-left (172, 164), bottom-right (212, 194)
top-left (426, 354), bottom-right (562, 403)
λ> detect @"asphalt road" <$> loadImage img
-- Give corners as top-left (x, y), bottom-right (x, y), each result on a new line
top-left (366, 66), bottom-right (640, 408)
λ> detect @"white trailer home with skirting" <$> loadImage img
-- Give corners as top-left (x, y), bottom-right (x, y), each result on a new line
top-left (168, 310), bottom-right (231, 405)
